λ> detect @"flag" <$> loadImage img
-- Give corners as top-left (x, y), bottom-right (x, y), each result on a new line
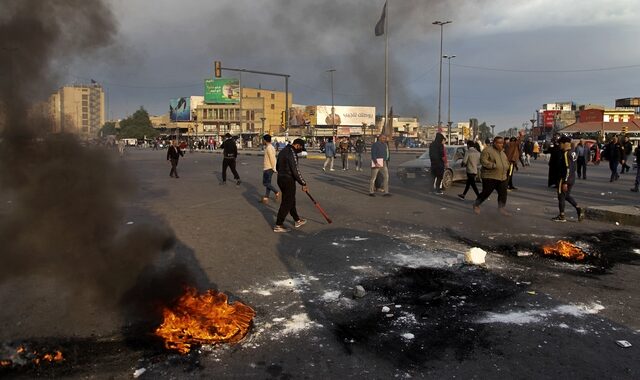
top-left (374, 2), bottom-right (386, 37)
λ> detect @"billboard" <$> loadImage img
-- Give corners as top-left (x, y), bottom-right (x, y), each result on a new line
top-left (170, 97), bottom-right (191, 121)
top-left (288, 105), bottom-right (315, 127)
top-left (314, 106), bottom-right (375, 126)
top-left (543, 110), bottom-right (560, 128)
top-left (204, 78), bottom-right (239, 104)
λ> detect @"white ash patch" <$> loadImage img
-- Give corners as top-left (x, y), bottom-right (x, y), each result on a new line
top-left (387, 250), bottom-right (463, 269)
top-left (271, 313), bottom-right (323, 339)
top-left (633, 248), bottom-right (640, 255)
top-left (477, 302), bottom-right (605, 325)
top-left (350, 265), bottom-right (372, 271)
top-left (341, 236), bottom-right (369, 242)
top-left (321, 290), bottom-right (341, 302)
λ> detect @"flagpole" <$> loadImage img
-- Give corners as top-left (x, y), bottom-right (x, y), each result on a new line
top-left (384, 1), bottom-right (389, 137)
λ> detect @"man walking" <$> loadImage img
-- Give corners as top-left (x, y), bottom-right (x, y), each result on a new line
top-left (473, 136), bottom-right (511, 216)
top-left (551, 136), bottom-right (584, 222)
top-left (261, 134), bottom-right (280, 204)
top-left (505, 135), bottom-right (522, 190)
top-left (322, 137), bottom-right (336, 172)
top-left (605, 136), bottom-right (623, 182)
top-left (274, 139), bottom-right (308, 233)
top-left (458, 140), bottom-right (481, 199)
top-left (339, 137), bottom-right (350, 170)
top-left (167, 140), bottom-right (184, 178)
top-left (429, 133), bottom-right (446, 195)
top-left (621, 135), bottom-right (633, 174)
top-left (220, 133), bottom-right (241, 185)
top-left (575, 139), bottom-right (587, 179)
top-left (369, 134), bottom-right (390, 197)
top-left (354, 137), bottom-right (366, 171)
top-left (631, 142), bottom-right (640, 192)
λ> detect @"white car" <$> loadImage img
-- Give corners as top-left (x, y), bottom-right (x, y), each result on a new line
top-left (397, 145), bottom-right (479, 189)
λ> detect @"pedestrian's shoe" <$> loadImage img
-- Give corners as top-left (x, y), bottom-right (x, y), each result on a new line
top-left (631, 187), bottom-right (639, 192)
top-left (260, 197), bottom-right (269, 204)
top-left (577, 207), bottom-right (585, 222)
top-left (499, 208), bottom-right (512, 217)
top-left (551, 215), bottom-right (566, 222)
top-left (294, 219), bottom-right (307, 228)
top-left (236, 179), bottom-right (242, 185)
top-left (473, 205), bottom-right (480, 215)
top-left (275, 192), bottom-right (281, 201)
top-left (457, 194), bottom-right (465, 200)
top-left (330, 168), bottom-right (335, 171)
top-left (175, 176), bottom-right (180, 178)
top-left (435, 190), bottom-right (444, 195)
top-left (369, 193), bottom-right (375, 197)
top-left (273, 225), bottom-right (290, 233)
top-left (322, 167), bottom-right (326, 172)
top-left (220, 181), bottom-right (226, 185)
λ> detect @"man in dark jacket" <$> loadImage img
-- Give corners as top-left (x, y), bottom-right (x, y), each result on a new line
top-left (220, 133), bottom-right (241, 185)
top-left (429, 133), bottom-right (446, 195)
top-left (631, 142), bottom-right (640, 192)
top-left (166, 140), bottom-right (184, 178)
top-left (621, 135), bottom-right (633, 174)
top-left (545, 134), bottom-right (562, 187)
top-left (354, 138), bottom-right (366, 171)
top-left (274, 139), bottom-right (308, 233)
top-left (606, 136), bottom-right (624, 182)
top-left (551, 136), bottom-right (584, 222)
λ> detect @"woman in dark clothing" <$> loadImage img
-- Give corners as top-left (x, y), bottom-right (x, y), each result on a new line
top-left (429, 133), bottom-right (446, 195)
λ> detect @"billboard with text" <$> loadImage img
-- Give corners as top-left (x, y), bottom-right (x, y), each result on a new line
top-left (204, 78), bottom-right (239, 104)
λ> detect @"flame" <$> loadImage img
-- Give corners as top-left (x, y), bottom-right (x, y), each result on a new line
top-left (542, 240), bottom-right (586, 261)
top-left (154, 287), bottom-right (255, 354)
top-left (42, 351), bottom-right (64, 362)
top-left (0, 360), bottom-right (11, 367)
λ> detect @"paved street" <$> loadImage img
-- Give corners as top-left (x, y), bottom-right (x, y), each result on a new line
top-left (1, 147), bottom-right (639, 379)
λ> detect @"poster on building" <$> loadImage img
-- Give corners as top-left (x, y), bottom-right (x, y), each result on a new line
top-left (204, 78), bottom-right (239, 104)
top-left (170, 97), bottom-right (191, 121)
top-left (288, 105), bottom-right (315, 127)
top-left (543, 110), bottom-right (560, 128)
top-left (314, 105), bottom-right (375, 126)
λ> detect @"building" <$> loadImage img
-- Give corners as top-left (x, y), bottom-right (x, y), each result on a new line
top-left (534, 101), bottom-right (577, 137)
top-left (49, 83), bottom-right (105, 136)
top-left (375, 116), bottom-right (419, 138)
top-left (615, 97), bottom-right (640, 114)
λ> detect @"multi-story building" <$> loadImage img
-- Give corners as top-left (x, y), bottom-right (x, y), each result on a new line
top-left (615, 98), bottom-right (640, 114)
top-left (49, 83), bottom-right (105, 136)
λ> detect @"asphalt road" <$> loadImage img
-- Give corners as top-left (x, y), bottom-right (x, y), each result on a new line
top-left (1, 147), bottom-right (638, 379)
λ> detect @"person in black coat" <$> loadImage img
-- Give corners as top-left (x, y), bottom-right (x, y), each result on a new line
top-left (220, 133), bottom-right (241, 185)
top-left (545, 135), bottom-right (562, 188)
top-left (429, 133), bottom-right (446, 194)
top-left (605, 136), bottom-right (624, 182)
top-left (166, 140), bottom-right (185, 178)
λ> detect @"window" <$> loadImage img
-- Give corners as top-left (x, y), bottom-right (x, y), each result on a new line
top-left (82, 94), bottom-right (88, 100)
top-left (257, 92), bottom-right (261, 98)
top-left (271, 104), bottom-right (275, 110)
top-left (82, 101), bottom-right (88, 106)
top-left (250, 110), bottom-right (255, 120)
top-left (82, 107), bottom-right (88, 113)
top-left (271, 93), bottom-right (275, 100)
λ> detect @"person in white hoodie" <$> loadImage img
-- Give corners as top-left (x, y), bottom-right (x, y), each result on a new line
top-left (261, 134), bottom-right (280, 204)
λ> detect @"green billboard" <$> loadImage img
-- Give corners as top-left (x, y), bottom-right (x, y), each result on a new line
top-left (204, 78), bottom-right (240, 104)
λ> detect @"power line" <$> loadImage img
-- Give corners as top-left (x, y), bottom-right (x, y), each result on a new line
top-left (452, 63), bottom-right (640, 73)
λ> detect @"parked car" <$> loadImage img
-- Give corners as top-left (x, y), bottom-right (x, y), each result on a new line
top-left (397, 145), bottom-right (479, 189)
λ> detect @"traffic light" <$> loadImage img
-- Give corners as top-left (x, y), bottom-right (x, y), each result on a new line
top-left (621, 126), bottom-right (628, 135)
top-left (214, 61), bottom-right (222, 78)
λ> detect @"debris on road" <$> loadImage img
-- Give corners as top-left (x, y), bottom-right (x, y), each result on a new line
top-left (615, 340), bottom-right (632, 348)
top-left (353, 285), bottom-right (366, 298)
top-left (465, 247), bottom-right (487, 265)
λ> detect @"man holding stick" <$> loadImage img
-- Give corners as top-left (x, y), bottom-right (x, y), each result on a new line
top-left (273, 138), bottom-right (308, 233)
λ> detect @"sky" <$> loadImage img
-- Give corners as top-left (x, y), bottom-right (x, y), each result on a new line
top-left (59, 0), bottom-right (640, 132)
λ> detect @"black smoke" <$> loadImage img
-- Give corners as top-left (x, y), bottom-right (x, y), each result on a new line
top-left (0, 0), bottom-right (175, 336)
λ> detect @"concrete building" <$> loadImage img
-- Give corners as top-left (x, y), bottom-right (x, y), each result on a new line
top-left (615, 97), bottom-right (640, 114)
top-left (49, 83), bottom-right (105, 137)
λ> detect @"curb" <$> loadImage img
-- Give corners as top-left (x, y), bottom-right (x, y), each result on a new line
top-left (585, 205), bottom-right (640, 227)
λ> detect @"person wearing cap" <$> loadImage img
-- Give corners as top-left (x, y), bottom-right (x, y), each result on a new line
top-left (273, 138), bottom-right (308, 232)
top-left (261, 134), bottom-right (280, 204)
top-left (220, 133), bottom-right (241, 185)
top-left (551, 135), bottom-right (584, 222)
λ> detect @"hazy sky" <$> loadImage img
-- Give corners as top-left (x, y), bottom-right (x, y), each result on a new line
top-left (61, 0), bottom-right (640, 132)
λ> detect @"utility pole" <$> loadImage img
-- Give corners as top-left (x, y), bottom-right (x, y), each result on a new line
top-left (433, 20), bottom-right (452, 132)
top-left (443, 54), bottom-right (456, 142)
top-left (327, 69), bottom-right (336, 139)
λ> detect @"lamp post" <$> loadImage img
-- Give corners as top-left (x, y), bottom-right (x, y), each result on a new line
top-left (443, 54), bottom-right (456, 143)
top-left (433, 20), bottom-right (452, 132)
top-left (327, 69), bottom-right (336, 139)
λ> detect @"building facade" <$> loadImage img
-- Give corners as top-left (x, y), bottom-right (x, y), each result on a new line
top-left (49, 83), bottom-right (105, 137)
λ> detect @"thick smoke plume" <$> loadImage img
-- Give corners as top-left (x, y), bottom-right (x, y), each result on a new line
top-left (0, 0), bottom-right (175, 334)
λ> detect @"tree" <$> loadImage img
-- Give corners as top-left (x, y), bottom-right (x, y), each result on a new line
top-left (99, 121), bottom-right (117, 137)
top-left (118, 107), bottom-right (159, 139)
top-left (478, 122), bottom-right (493, 141)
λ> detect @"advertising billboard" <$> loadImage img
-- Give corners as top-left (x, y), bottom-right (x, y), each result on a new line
top-left (314, 105), bottom-right (375, 126)
top-left (288, 105), bottom-right (315, 127)
top-left (543, 110), bottom-right (560, 128)
top-left (170, 97), bottom-right (191, 121)
top-left (204, 78), bottom-right (239, 104)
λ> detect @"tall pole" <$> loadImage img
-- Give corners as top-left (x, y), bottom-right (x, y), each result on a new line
top-left (433, 20), bottom-right (452, 132)
top-left (444, 54), bottom-right (455, 142)
top-left (327, 69), bottom-right (336, 138)
top-left (285, 76), bottom-right (289, 134)
top-left (384, 2), bottom-right (389, 136)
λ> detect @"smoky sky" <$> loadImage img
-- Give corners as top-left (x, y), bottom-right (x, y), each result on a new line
top-left (66, 0), bottom-right (639, 131)
top-left (0, 0), bottom-right (176, 334)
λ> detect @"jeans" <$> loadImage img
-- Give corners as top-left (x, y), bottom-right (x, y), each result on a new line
top-left (474, 179), bottom-right (508, 209)
top-left (558, 180), bottom-right (578, 214)
top-left (341, 153), bottom-right (349, 169)
top-left (369, 165), bottom-right (389, 193)
top-left (323, 156), bottom-right (334, 170)
top-left (577, 156), bottom-right (586, 179)
top-left (263, 169), bottom-right (279, 197)
top-left (609, 161), bottom-right (619, 181)
top-left (462, 173), bottom-right (480, 197)
top-left (276, 176), bottom-right (300, 225)
top-left (355, 152), bottom-right (364, 169)
top-left (169, 159), bottom-right (179, 177)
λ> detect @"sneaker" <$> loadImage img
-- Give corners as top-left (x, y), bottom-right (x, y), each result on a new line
top-left (273, 225), bottom-right (290, 233)
top-left (435, 190), bottom-right (444, 195)
top-left (322, 167), bottom-right (326, 172)
top-left (294, 219), bottom-right (307, 228)
top-left (551, 215), bottom-right (566, 222)
top-left (577, 207), bottom-right (585, 222)
top-left (369, 193), bottom-right (375, 197)
top-left (330, 168), bottom-right (335, 171)
top-left (236, 179), bottom-right (242, 185)
top-left (457, 194), bottom-right (465, 200)
top-left (631, 188), bottom-right (639, 193)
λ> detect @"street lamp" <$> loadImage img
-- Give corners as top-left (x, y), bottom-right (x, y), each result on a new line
top-left (433, 20), bottom-right (452, 132)
top-left (443, 54), bottom-right (456, 143)
top-left (327, 69), bottom-right (336, 138)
